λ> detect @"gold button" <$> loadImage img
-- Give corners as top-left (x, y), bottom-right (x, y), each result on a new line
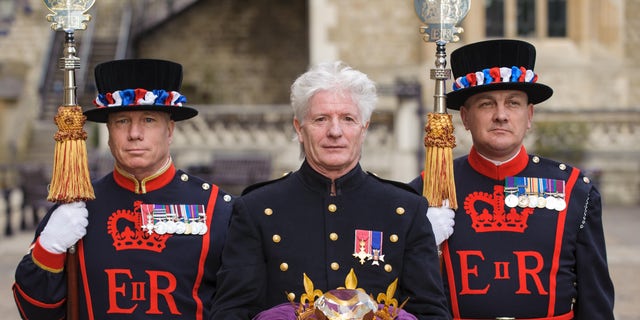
top-left (390, 234), bottom-right (398, 243)
top-left (384, 264), bottom-right (392, 272)
top-left (272, 234), bottom-right (281, 243)
top-left (396, 207), bottom-right (405, 215)
top-left (583, 176), bottom-right (591, 184)
top-left (264, 208), bottom-right (273, 216)
top-left (329, 233), bottom-right (338, 241)
top-left (559, 163), bottom-right (567, 170)
top-left (532, 156), bottom-right (540, 164)
top-left (202, 183), bottom-right (210, 190)
top-left (280, 263), bottom-right (288, 271)
top-left (287, 292), bottom-right (296, 301)
top-left (328, 204), bottom-right (337, 213)
top-left (180, 174), bottom-right (189, 181)
top-left (330, 262), bottom-right (339, 270)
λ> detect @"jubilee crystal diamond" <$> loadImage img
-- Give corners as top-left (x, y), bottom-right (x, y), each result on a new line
top-left (314, 289), bottom-right (378, 320)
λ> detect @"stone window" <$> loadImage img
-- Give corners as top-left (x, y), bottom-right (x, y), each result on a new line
top-left (485, 0), bottom-right (567, 38)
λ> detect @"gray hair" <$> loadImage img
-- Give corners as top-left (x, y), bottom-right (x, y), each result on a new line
top-left (290, 61), bottom-right (378, 125)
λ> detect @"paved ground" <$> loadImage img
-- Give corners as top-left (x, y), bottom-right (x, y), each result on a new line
top-left (603, 205), bottom-right (640, 320)
top-left (0, 205), bottom-right (638, 319)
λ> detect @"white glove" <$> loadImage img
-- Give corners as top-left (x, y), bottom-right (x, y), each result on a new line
top-left (426, 200), bottom-right (455, 246)
top-left (39, 201), bottom-right (89, 254)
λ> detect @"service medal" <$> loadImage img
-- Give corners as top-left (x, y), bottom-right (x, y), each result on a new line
top-left (537, 196), bottom-right (547, 209)
top-left (175, 221), bottom-right (186, 234)
top-left (554, 198), bottom-right (567, 211)
top-left (155, 221), bottom-right (167, 235)
top-left (545, 196), bottom-right (556, 210)
top-left (517, 195), bottom-right (529, 208)
top-left (505, 194), bottom-right (518, 208)
top-left (353, 230), bottom-right (372, 265)
top-left (369, 231), bottom-right (384, 266)
top-left (527, 195), bottom-right (538, 208)
top-left (190, 221), bottom-right (201, 235)
top-left (166, 220), bottom-right (177, 234)
top-left (353, 230), bottom-right (383, 266)
top-left (198, 223), bottom-right (208, 235)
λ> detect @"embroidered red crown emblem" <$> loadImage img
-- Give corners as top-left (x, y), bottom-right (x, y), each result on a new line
top-left (107, 206), bottom-right (170, 252)
top-left (464, 185), bottom-right (534, 233)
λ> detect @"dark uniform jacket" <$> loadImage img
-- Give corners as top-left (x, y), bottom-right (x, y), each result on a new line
top-left (13, 163), bottom-right (233, 320)
top-left (409, 146), bottom-right (614, 320)
top-left (211, 161), bottom-right (451, 320)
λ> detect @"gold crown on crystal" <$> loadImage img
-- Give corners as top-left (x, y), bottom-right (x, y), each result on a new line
top-left (290, 268), bottom-right (408, 320)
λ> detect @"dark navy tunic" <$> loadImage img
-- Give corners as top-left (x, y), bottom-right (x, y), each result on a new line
top-left (13, 163), bottom-right (233, 320)
top-left (212, 161), bottom-right (451, 320)
top-left (409, 146), bottom-right (614, 320)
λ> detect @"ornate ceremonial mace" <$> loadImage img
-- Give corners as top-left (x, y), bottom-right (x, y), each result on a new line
top-left (414, 0), bottom-right (469, 210)
top-left (42, 1), bottom-right (96, 319)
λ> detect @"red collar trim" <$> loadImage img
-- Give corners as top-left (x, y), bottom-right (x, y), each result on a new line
top-left (468, 146), bottom-right (529, 180)
top-left (113, 162), bottom-right (176, 194)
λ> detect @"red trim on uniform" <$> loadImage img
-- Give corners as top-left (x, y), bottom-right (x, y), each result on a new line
top-left (113, 163), bottom-right (176, 194)
top-left (31, 238), bottom-right (66, 273)
top-left (78, 240), bottom-right (96, 320)
top-left (442, 241), bottom-right (462, 319)
top-left (143, 164), bottom-right (176, 193)
top-left (12, 288), bottom-right (29, 320)
top-left (192, 185), bottom-right (219, 320)
top-left (453, 310), bottom-right (573, 320)
top-left (467, 146), bottom-right (529, 180)
top-left (13, 282), bottom-right (66, 308)
top-left (13, 282), bottom-right (66, 320)
top-left (547, 167), bottom-right (580, 317)
top-left (113, 169), bottom-right (137, 192)
top-left (455, 310), bottom-right (574, 320)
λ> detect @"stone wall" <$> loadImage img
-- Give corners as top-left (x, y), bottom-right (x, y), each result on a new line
top-left (625, 0), bottom-right (640, 105)
top-left (0, 4), bottom-right (51, 165)
top-left (0, 0), bottom-right (638, 204)
top-left (135, 0), bottom-right (309, 106)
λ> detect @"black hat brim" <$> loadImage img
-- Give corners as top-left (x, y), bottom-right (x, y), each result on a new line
top-left (446, 82), bottom-right (553, 110)
top-left (84, 104), bottom-right (198, 123)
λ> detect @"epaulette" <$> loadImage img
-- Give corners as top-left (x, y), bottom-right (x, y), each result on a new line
top-left (366, 171), bottom-right (420, 195)
top-left (530, 155), bottom-right (596, 189)
top-left (530, 155), bottom-right (576, 177)
top-left (241, 171), bottom-right (293, 195)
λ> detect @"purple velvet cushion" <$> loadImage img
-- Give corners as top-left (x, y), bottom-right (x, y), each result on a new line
top-left (252, 303), bottom-right (297, 320)
top-left (252, 303), bottom-right (418, 320)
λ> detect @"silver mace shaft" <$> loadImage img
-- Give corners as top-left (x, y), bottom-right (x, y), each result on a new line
top-left (430, 40), bottom-right (450, 114)
top-left (60, 31), bottom-right (80, 107)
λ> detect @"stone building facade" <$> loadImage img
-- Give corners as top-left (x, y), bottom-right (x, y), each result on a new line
top-left (0, 0), bottom-right (638, 204)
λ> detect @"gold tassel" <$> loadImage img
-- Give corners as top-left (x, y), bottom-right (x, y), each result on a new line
top-left (47, 106), bottom-right (95, 203)
top-left (422, 112), bottom-right (458, 209)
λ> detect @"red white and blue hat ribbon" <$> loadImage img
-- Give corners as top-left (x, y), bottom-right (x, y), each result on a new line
top-left (94, 88), bottom-right (187, 108)
top-left (452, 66), bottom-right (538, 91)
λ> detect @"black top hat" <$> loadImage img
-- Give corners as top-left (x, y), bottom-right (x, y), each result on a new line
top-left (83, 59), bottom-right (198, 123)
top-left (446, 39), bottom-right (553, 110)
